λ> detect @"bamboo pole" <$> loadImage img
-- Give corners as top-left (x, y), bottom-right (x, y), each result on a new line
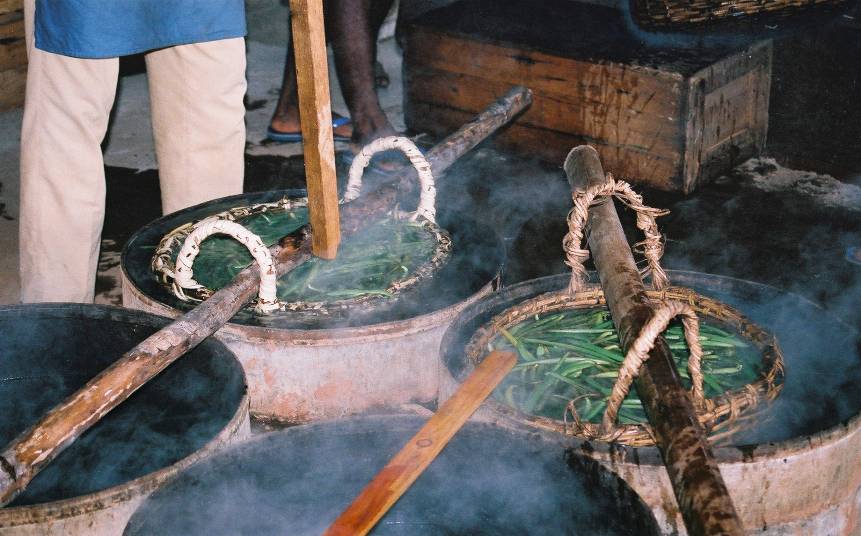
top-left (0, 87), bottom-right (533, 507)
top-left (323, 351), bottom-right (517, 536)
top-left (289, 0), bottom-right (341, 259)
top-left (563, 145), bottom-right (743, 536)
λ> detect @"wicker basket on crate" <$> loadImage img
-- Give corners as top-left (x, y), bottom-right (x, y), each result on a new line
top-left (631, 0), bottom-right (852, 27)
top-left (465, 175), bottom-right (784, 447)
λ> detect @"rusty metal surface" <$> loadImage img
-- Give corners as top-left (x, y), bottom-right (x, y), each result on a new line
top-left (608, 418), bottom-right (861, 535)
top-left (439, 271), bottom-right (861, 535)
top-left (0, 391), bottom-right (250, 535)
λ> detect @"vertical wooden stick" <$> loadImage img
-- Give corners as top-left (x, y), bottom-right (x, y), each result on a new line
top-left (290, 0), bottom-right (340, 259)
top-left (323, 351), bottom-right (517, 536)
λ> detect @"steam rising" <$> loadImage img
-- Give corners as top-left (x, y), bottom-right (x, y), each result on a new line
top-left (442, 148), bottom-right (861, 447)
top-left (124, 416), bottom-right (661, 536)
top-left (0, 304), bottom-right (245, 506)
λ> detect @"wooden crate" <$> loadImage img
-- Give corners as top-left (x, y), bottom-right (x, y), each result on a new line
top-left (0, 0), bottom-right (25, 111)
top-left (402, 0), bottom-right (772, 193)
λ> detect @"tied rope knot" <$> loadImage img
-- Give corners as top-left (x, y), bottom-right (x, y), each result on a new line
top-left (168, 136), bottom-right (438, 314)
top-left (561, 173), bottom-right (711, 441)
top-left (563, 299), bottom-right (706, 441)
top-left (563, 173), bottom-right (670, 295)
top-left (601, 300), bottom-right (705, 433)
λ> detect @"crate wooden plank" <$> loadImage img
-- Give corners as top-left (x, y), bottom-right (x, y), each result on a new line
top-left (0, 36), bottom-right (25, 71)
top-left (405, 27), bottom-right (683, 119)
top-left (405, 101), bottom-right (682, 184)
top-left (683, 40), bottom-right (771, 191)
top-left (409, 0), bottom-right (740, 75)
top-left (0, 4), bottom-right (26, 111)
top-left (403, 0), bottom-right (772, 192)
top-left (406, 67), bottom-right (684, 160)
top-left (0, 11), bottom-right (23, 39)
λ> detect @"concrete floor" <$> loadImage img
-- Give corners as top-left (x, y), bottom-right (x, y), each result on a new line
top-left (1, 1), bottom-right (860, 324)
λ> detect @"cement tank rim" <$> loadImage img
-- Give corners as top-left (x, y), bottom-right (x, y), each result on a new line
top-left (122, 273), bottom-right (496, 344)
top-left (440, 271), bottom-right (861, 466)
top-left (0, 304), bottom-right (250, 528)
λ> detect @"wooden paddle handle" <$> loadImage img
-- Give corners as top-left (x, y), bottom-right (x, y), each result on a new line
top-left (323, 350), bottom-right (517, 536)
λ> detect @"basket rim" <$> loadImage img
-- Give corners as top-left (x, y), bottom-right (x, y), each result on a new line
top-left (464, 284), bottom-right (785, 447)
top-left (151, 196), bottom-right (453, 315)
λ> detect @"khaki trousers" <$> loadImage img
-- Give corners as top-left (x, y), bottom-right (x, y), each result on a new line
top-left (19, 0), bottom-right (247, 303)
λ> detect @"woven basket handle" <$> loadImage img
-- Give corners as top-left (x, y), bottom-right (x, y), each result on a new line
top-left (342, 136), bottom-right (437, 223)
top-left (601, 299), bottom-right (705, 434)
top-left (173, 218), bottom-right (279, 314)
top-left (563, 173), bottom-right (669, 294)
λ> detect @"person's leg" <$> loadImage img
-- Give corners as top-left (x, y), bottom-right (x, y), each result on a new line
top-left (269, 13), bottom-right (352, 141)
top-left (145, 37), bottom-right (247, 215)
top-left (328, 0), bottom-right (397, 147)
top-left (19, 0), bottom-right (119, 303)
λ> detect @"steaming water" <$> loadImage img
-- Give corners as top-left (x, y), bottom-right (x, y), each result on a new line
top-left (177, 208), bottom-right (441, 304)
top-left (124, 416), bottom-right (661, 536)
top-left (0, 304), bottom-right (245, 506)
top-left (434, 142), bottom-right (861, 447)
top-left (442, 272), bottom-right (861, 447)
top-left (123, 190), bottom-right (504, 330)
top-left (672, 272), bottom-right (861, 444)
top-left (487, 308), bottom-right (764, 425)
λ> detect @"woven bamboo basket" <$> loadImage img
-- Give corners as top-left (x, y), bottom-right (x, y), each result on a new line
top-left (464, 173), bottom-right (785, 447)
top-left (151, 195), bottom-right (452, 314)
top-left (630, 0), bottom-right (851, 27)
top-left (151, 136), bottom-right (453, 316)
top-left (464, 285), bottom-right (785, 447)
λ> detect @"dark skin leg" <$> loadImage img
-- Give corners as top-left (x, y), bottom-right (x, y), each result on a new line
top-left (270, 0), bottom-right (397, 147)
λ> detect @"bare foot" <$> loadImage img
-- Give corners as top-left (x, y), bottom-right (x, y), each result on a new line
top-left (269, 110), bottom-right (353, 140)
top-left (349, 124), bottom-right (411, 174)
top-left (350, 126), bottom-right (399, 150)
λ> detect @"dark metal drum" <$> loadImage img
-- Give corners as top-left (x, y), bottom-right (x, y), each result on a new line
top-left (0, 304), bottom-right (250, 535)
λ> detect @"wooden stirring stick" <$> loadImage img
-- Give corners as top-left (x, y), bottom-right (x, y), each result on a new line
top-left (323, 350), bottom-right (517, 536)
top-left (290, 0), bottom-right (340, 259)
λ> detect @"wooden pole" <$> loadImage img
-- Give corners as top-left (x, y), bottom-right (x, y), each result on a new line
top-left (0, 87), bottom-right (533, 507)
top-left (289, 0), bottom-right (340, 259)
top-left (323, 351), bottom-right (517, 536)
top-left (564, 146), bottom-right (743, 536)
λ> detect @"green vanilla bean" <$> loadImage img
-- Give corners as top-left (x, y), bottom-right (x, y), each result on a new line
top-left (171, 208), bottom-right (438, 304)
top-left (490, 307), bottom-right (764, 424)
